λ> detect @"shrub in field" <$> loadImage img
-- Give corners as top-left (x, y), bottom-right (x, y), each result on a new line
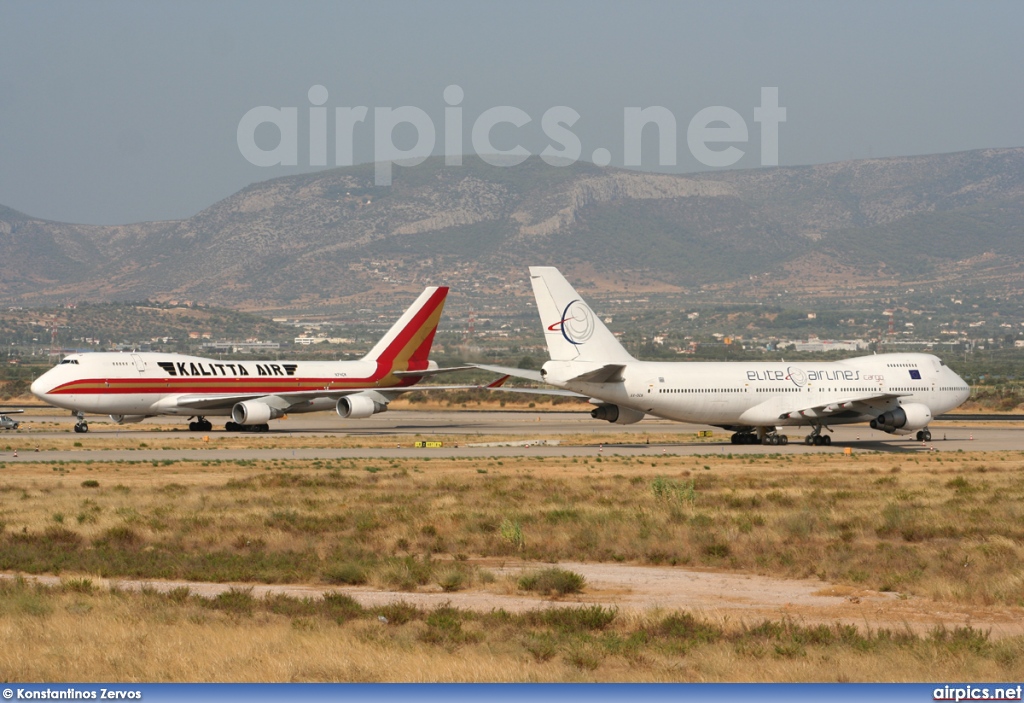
top-left (93, 526), bottom-right (144, 550)
top-left (565, 642), bottom-right (603, 670)
top-left (519, 567), bottom-right (586, 596)
top-left (656, 612), bottom-right (722, 647)
top-left (522, 632), bottom-right (558, 662)
top-left (420, 604), bottom-right (479, 648)
top-left (321, 592), bottom-right (364, 623)
top-left (38, 526), bottom-right (84, 548)
top-left (499, 518), bottom-right (524, 551)
top-left (323, 562), bottom-right (369, 585)
top-left (61, 577), bottom-right (94, 594)
top-left (167, 586), bottom-right (191, 604)
top-left (205, 587), bottom-right (255, 616)
top-left (526, 605), bottom-right (616, 633)
top-left (371, 600), bottom-right (420, 625)
top-left (380, 556), bottom-right (433, 591)
top-left (651, 476), bottom-right (696, 504)
top-left (437, 567), bottom-right (468, 592)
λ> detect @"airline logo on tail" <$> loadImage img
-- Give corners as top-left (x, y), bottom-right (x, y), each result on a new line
top-left (371, 286), bottom-right (449, 379)
top-left (547, 299), bottom-right (596, 345)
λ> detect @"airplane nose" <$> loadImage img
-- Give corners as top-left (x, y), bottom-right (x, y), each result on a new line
top-left (30, 375), bottom-right (47, 399)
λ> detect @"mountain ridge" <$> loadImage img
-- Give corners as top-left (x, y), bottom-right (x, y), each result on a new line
top-left (3, 147), bottom-right (1023, 306)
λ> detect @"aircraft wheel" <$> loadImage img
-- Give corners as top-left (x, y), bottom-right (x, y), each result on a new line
top-left (922, 430), bottom-right (932, 442)
top-left (74, 422), bottom-right (88, 434)
top-left (225, 421), bottom-right (239, 432)
top-left (189, 421), bottom-right (198, 431)
top-left (781, 435), bottom-right (789, 445)
top-left (805, 435), bottom-right (813, 446)
top-left (915, 430), bottom-right (923, 441)
top-left (823, 435), bottom-right (831, 446)
top-left (730, 434), bottom-right (738, 444)
top-left (259, 424), bottom-right (270, 432)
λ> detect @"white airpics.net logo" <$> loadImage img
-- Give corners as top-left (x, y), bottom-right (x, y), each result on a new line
top-left (237, 85), bottom-right (786, 185)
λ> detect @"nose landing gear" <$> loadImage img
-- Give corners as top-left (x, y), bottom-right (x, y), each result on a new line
top-left (73, 411), bottom-right (88, 433)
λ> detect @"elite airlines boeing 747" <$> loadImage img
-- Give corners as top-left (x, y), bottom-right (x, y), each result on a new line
top-left (32, 287), bottom-right (463, 433)
top-left (478, 267), bottom-right (971, 446)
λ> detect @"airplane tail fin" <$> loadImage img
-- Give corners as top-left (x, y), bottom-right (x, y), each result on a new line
top-left (363, 287), bottom-right (449, 374)
top-left (529, 266), bottom-right (633, 363)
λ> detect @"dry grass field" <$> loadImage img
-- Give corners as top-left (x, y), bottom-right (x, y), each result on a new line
top-left (1, 449), bottom-right (1023, 680)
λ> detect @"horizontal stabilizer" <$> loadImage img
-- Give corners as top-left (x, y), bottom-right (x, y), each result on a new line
top-left (568, 364), bottom-right (626, 384)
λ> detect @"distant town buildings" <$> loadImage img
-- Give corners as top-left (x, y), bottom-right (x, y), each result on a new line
top-left (792, 336), bottom-right (867, 352)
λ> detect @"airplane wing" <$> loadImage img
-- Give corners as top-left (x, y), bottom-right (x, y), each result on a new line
top-left (164, 383), bottom-right (509, 412)
top-left (472, 362), bottom-right (626, 385)
top-left (0, 409), bottom-right (25, 414)
top-left (776, 390), bottom-right (912, 420)
top-left (471, 364), bottom-right (546, 383)
top-left (482, 386), bottom-right (589, 398)
top-left (392, 366), bottom-right (476, 378)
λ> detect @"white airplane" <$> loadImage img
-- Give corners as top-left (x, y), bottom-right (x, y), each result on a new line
top-left (31, 287), bottom-right (469, 433)
top-left (477, 267), bottom-right (971, 446)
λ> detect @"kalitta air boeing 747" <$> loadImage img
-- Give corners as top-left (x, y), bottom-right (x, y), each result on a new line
top-left (477, 267), bottom-right (972, 446)
top-left (32, 287), bottom-right (466, 433)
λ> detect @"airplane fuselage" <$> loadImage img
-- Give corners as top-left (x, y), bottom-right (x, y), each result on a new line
top-left (546, 352), bottom-right (969, 429)
top-left (31, 351), bottom-right (421, 416)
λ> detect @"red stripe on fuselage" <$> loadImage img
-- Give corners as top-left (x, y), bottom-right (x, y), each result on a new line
top-left (47, 376), bottom-right (384, 395)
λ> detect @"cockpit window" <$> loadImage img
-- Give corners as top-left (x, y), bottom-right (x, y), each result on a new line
top-left (59, 359), bottom-right (80, 365)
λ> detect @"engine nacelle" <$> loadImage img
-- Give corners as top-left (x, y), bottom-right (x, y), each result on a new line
top-left (109, 414), bottom-right (148, 424)
top-left (590, 404), bottom-right (645, 425)
top-left (231, 401), bottom-right (283, 426)
top-left (336, 395), bottom-right (388, 419)
top-left (870, 403), bottom-right (932, 434)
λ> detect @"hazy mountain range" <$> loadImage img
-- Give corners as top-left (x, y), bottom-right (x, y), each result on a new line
top-left (2, 147), bottom-right (1022, 308)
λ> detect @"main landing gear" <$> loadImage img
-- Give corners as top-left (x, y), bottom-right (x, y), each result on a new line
top-left (730, 430), bottom-right (789, 445)
top-left (761, 431), bottom-right (789, 446)
top-left (73, 412), bottom-right (88, 434)
top-left (188, 417), bottom-right (213, 432)
top-left (915, 429), bottom-right (932, 442)
top-left (804, 426), bottom-right (832, 446)
top-left (224, 422), bottom-right (270, 432)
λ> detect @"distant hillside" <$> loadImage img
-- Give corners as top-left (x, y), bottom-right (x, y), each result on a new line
top-left (2, 148), bottom-right (1023, 306)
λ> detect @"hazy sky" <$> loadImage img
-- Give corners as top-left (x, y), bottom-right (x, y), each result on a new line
top-left (1, 0), bottom-right (1022, 225)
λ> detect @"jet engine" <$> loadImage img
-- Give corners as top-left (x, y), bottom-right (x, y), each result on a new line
top-left (590, 404), bottom-right (645, 425)
top-left (109, 414), bottom-right (148, 424)
top-left (870, 403), bottom-right (932, 435)
top-left (231, 401), bottom-right (284, 426)
top-left (336, 395), bottom-right (388, 419)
